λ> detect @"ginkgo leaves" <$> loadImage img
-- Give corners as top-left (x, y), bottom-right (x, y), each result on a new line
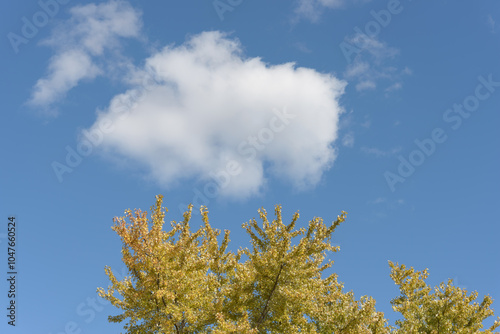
top-left (389, 261), bottom-right (500, 334)
top-left (98, 195), bottom-right (498, 334)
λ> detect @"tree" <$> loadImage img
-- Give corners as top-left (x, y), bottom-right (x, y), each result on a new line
top-left (97, 195), bottom-right (499, 333)
top-left (389, 262), bottom-right (499, 334)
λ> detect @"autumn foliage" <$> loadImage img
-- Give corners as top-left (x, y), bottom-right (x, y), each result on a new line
top-left (98, 195), bottom-right (499, 333)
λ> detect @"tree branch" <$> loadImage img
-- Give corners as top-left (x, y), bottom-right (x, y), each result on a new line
top-left (256, 263), bottom-right (285, 327)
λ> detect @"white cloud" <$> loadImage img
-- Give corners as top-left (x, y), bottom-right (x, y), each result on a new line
top-left (360, 117), bottom-right (371, 128)
top-left (27, 0), bottom-right (142, 114)
top-left (29, 50), bottom-right (101, 108)
top-left (343, 32), bottom-right (409, 92)
top-left (361, 146), bottom-right (401, 157)
top-left (368, 197), bottom-right (405, 207)
top-left (488, 15), bottom-right (497, 33)
top-left (385, 82), bottom-right (402, 93)
top-left (348, 32), bottom-right (399, 62)
top-left (342, 132), bottom-right (355, 148)
top-left (294, 0), bottom-right (344, 22)
top-left (294, 0), bottom-right (370, 22)
top-left (368, 197), bottom-right (405, 220)
top-left (369, 197), bottom-right (387, 205)
top-left (356, 80), bottom-right (376, 91)
top-left (294, 41), bottom-right (312, 53)
top-left (402, 66), bottom-right (412, 75)
top-left (344, 60), bottom-right (370, 78)
top-left (85, 31), bottom-right (346, 199)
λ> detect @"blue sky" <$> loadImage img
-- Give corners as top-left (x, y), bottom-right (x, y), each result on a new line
top-left (1, 0), bottom-right (499, 332)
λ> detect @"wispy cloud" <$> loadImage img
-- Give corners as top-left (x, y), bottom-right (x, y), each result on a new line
top-left (385, 82), bottom-right (402, 93)
top-left (367, 197), bottom-right (405, 219)
top-left (27, 0), bottom-right (142, 115)
top-left (368, 197), bottom-right (404, 207)
top-left (361, 146), bottom-right (402, 157)
top-left (348, 32), bottom-right (399, 62)
top-left (369, 197), bottom-right (387, 205)
top-left (85, 31), bottom-right (347, 199)
top-left (342, 132), bottom-right (355, 148)
top-left (487, 15), bottom-right (497, 33)
top-left (294, 41), bottom-right (312, 53)
top-left (342, 33), bottom-right (410, 92)
top-left (294, 0), bottom-right (371, 22)
top-left (360, 117), bottom-right (371, 129)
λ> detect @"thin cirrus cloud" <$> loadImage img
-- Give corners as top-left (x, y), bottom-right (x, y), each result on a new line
top-left (343, 32), bottom-right (410, 92)
top-left (294, 0), bottom-right (371, 22)
top-left (341, 132), bottom-right (355, 148)
top-left (85, 31), bottom-right (347, 199)
top-left (26, 0), bottom-right (142, 115)
top-left (487, 15), bottom-right (497, 33)
top-left (361, 146), bottom-right (402, 158)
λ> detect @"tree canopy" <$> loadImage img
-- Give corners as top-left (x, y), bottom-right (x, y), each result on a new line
top-left (97, 195), bottom-right (499, 333)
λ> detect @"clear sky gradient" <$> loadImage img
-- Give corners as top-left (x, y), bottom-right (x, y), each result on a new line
top-left (1, 0), bottom-right (499, 332)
